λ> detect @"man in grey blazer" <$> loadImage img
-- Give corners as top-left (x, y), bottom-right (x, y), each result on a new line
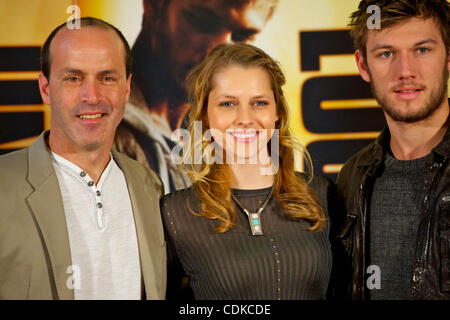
top-left (0, 17), bottom-right (166, 299)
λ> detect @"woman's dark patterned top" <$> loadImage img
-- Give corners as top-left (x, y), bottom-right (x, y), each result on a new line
top-left (160, 174), bottom-right (334, 300)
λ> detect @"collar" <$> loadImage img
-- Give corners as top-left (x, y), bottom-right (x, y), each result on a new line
top-left (357, 126), bottom-right (389, 168)
top-left (50, 150), bottom-right (115, 190)
top-left (357, 116), bottom-right (449, 168)
top-left (432, 120), bottom-right (450, 159)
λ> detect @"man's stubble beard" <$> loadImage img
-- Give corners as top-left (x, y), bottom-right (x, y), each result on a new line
top-left (369, 64), bottom-right (448, 123)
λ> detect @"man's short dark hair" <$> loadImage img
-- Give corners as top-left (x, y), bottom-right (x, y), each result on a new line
top-left (41, 17), bottom-right (132, 79)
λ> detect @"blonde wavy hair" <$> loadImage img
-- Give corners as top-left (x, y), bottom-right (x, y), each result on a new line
top-left (182, 42), bottom-right (325, 233)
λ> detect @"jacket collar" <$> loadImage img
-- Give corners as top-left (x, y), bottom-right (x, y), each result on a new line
top-left (357, 113), bottom-right (450, 168)
top-left (357, 126), bottom-right (389, 168)
top-left (112, 150), bottom-right (165, 299)
top-left (432, 119), bottom-right (450, 159)
top-left (26, 130), bottom-right (74, 300)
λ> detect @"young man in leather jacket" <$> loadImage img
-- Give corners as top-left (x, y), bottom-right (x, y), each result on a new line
top-left (335, 0), bottom-right (449, 300)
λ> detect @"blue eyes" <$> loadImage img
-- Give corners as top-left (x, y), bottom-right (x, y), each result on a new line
top-left (378, 47), bottom-right (430, 58)
top-left (218, 101), bottom-right (269, 107)
top-left (380, 51), bottom-right (392, 58)
top-left (219, 101), bottom-right (234, 107)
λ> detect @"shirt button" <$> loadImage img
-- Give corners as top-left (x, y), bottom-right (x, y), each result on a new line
top-left (80, 172), bottom-right (86, 177)
top-left (88, 181), bottom-right (94, 187)
top-left (97, 203), bottom-right (102, 209)
top-left (96, 191), bottom-right (101, 196)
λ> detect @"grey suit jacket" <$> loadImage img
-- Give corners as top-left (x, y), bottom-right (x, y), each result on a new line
top-left (0, 131), bottom-right (166, 299)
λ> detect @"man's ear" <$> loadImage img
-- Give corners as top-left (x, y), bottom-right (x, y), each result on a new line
top-left (125, 73), bottom-right (132, 103)
top-left (38, 72), bottom-right (51, 105)
top-left (447, 46), bottom-right (450, 72)
top-left (355, 50), bottom-right (372, 83)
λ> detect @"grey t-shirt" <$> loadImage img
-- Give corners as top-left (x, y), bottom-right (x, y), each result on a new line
top-left (369, 152), bottom-right (428, 300)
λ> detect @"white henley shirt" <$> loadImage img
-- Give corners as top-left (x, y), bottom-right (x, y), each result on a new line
top-left (51, 152), bottom-right (142, 300)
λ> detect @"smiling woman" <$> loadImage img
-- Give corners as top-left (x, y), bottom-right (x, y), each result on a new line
top-left (206, 65), bottom-right (278, 166)
top-left (160, 42), bottom-right (336, 300)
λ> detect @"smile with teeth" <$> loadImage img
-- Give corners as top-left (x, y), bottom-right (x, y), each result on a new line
top-left (79, 113), bottom-right (103, 119)
top-left (395, 89), bottom-right (421, 93)
top-left (228, 130), bottom-right (259, 142)
top-left (393, 87), bottom-right (423, 100)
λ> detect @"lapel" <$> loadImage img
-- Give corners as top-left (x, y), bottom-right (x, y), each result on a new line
top-left (113, 151), bottom-right (164, 299)
top-left (25, 131), bottom-right (74, 300)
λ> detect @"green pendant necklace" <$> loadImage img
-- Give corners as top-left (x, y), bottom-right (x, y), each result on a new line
top-left (231, 185), bottom-right (275, 236)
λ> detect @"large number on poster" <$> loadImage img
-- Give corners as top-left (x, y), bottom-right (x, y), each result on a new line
top-left (300, 30), bottom-right (385, 180)
top-left (0, 47), bottom-right (43, 155)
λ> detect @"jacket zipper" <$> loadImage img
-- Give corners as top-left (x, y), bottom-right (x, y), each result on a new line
top-left (358, 170), bottom-right (370, 299)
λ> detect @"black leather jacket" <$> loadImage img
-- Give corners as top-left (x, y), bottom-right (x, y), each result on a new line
top-left (334, 123), bottom-right (450, 299)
